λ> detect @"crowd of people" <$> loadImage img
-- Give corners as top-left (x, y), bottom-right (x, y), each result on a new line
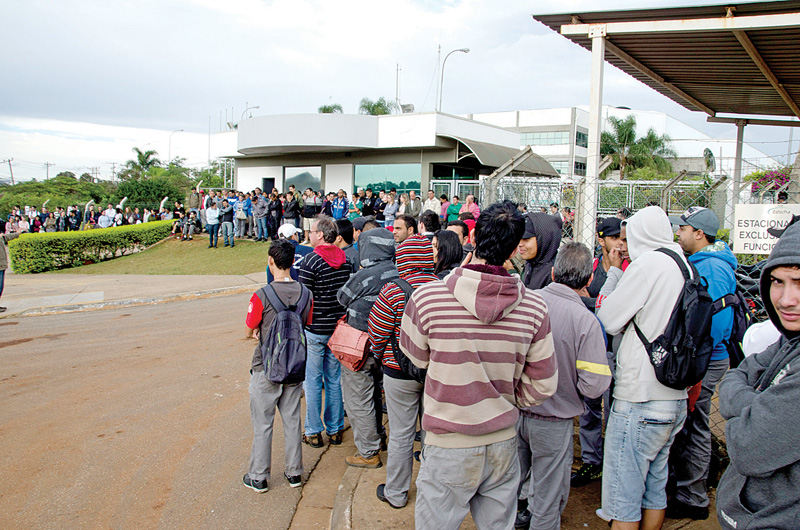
top-left (237, 180), bottom-right (800, 530)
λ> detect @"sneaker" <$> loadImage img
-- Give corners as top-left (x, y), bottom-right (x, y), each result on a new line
top-left (595, 508), bottom-right (611, 522)
top-left (0, 307), bottom-right (6, 313)
top-left (302, 433), bottom-right (324, 448)
top-left (329, 431), bottom-right (343, 445)
top-left (188, 237), bottom-right (193, 240)
top-left (376, 484), bottom-right (404, 509)
top-left (242, 473), bottom-right (268, 493)
top-left (284, 472), bottom-right (302, 488)
top-left (514, 508), bottom-right (532, 529)
top-left (413, 451), bottom-right (420, 462)
top-left (207, 245), bottom-right (212, 248)
top-left (346, 452), bottom-right (382, 469)
top-left (571, 462), bottom-right (602, 487)
top-left (665, 498), bottom-right (709, 520)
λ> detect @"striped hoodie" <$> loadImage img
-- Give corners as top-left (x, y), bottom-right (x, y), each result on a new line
top-left (400, 264), bottom-right (558, 449)
top-left (368, 234), bottom-right (439, 379)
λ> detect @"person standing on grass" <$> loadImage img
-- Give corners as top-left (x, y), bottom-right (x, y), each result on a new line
top-left (219, 200), bottom-right (235, 247)
top-left (205, 201), bottom-right (220, 248)
top-left (242, 239), bottom-right (313, 493)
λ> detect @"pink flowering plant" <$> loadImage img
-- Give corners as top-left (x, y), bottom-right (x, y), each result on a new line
top-left (747, 168), bottom-right (790, 193)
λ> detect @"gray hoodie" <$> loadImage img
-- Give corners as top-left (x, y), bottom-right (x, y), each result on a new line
top-left (716, 221), bottom-right (800, 530)
top-left (337, 228), bottom-right (398, 332)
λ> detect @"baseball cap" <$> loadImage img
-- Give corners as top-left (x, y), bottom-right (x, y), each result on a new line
top-left (596, 217), bottom-right (622, 238)
top-left (668, 206), bottom-right (719, 236)
top-left (767, 214), bottom-right (800, 238)
top-left (278, 224), bottom-right (303, 239)
top-left (522, 214), bottom-right (536, 239)
top-left (352, 216), bottom-right (374, 231)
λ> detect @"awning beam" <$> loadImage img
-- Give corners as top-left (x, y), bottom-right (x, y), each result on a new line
top-left (561, 12), bottom-right (800, 36)
top-left (708, 116), bottom-right (800, 127)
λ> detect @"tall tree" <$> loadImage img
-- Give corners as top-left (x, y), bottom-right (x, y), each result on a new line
top-left (601, 115), bottom-right (676, 179)
top-left (358, 97), bottom-right (397, 116)
top-left (121, 147), bottom-right (162, 181)
top-left (318, 103), bottom-right (343, 113)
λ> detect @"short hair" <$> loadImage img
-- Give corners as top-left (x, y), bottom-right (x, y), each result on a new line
top-left (553, 242), bottom-right (593, 289)
top-left (457, 212), bottom-right (475, 221)
top-left (473, 201), bottom-right (525, 265)
top-left (550, 202), bottom-right (559, 208)
top-left (420, 210), bottom-right (441, 232)
top-left (269, 239), bottom-right (296, 270)
top-left (395, 214), bottom-right (418, 233)
top-left (335, 219), bottom-right (354, 245)
top-left (314, 215), bottom-right (338, 243)
top-left (447, 219), bottom-right (469, 240)
top-left (363, 220), bottom-right (381, 231)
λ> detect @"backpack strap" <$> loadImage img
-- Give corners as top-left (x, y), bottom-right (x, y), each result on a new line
top-left (711, 292), bottom-right (739, 314)
top-left (261, 283), bottom-right (288, 313)
top-left (655, 248), bottom-right (691, 280)
top-left (389, 278), bottom-right (416, 343)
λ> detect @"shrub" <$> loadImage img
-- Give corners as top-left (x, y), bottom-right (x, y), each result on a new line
top-left (9, 220), bottom-right (172, 273)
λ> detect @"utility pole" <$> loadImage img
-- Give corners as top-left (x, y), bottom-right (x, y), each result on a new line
top-left (1, 158), bottom-right (14, 185)
top-left (108, 162), bottom-right (116, 182)
top-left (45, 162), bottom-right (55, 180)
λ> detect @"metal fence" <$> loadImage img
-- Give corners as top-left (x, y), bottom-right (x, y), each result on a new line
top-left (481, 174), bottom-right (799, 484)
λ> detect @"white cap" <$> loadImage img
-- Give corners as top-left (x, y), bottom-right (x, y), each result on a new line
top-left (278, 224), bottom-right (303, 239)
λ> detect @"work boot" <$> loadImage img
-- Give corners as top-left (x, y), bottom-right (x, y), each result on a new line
top-left (571, 462), bottom-right (602, 487)
top-left (302, 433), bottom-right (324, 448)
top-left (345, 452), bottom-right (382, 469)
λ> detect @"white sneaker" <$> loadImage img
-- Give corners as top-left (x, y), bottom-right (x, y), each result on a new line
top-left (596, 508), bottom-right (611, 522)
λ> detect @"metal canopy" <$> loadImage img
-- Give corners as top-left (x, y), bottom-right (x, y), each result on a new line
top-left (441, 135), bottom-right (560, 177)
top-left (533, 1), bottom-right (800, 120)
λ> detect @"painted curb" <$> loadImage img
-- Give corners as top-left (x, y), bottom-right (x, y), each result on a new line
top-left (330, 466), bottom-right (362, 530)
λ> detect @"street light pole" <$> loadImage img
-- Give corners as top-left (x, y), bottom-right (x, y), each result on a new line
top-left (241, 105), bottom-right (260, 121)
top-left (168, 129), bottom-right (183, 164)
top-left (438, 48), bottom-right (470, 113)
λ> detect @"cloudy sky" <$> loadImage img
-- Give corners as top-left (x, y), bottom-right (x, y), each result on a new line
top-left (1, 0), bottom-right (796, 182)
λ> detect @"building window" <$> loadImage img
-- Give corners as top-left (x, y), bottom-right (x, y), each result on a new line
top-left (549, 161), bottom-right (570, 174)
top-left (285, 166), bottom-right (321, 191)
top-left (521, 131), bottom-right (570, 146)
top-left (575, 131), bottom-right (588, 148)
top-left (574, 161), bottom-right (587, 176)
top-left (354, 164), bottom-right (421, 195)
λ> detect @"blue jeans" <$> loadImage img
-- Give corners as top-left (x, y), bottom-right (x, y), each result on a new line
top-left (221, 222), bottom-right (234, 246)
top-left (303, 331), bottom-right (344, 436)
top-left (256, 217), bottom-right (268, 239)
top-left (0, 268), bottom-right (5, 299)
top-left (601, 399), bottom-right (687, 523)
top-left (207, 223), bottom-right (219, 247)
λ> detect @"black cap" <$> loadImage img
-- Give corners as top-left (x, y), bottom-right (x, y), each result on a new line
top-left (522, 214), bottom-right (536, 239)
top-left (767, 214), bottom-right (800, 238)
top-left (597, 217), bottom-right (621, 238)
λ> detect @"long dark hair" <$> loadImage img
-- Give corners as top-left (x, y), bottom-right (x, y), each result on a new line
top-left (433, 229), bottom-right (463, 275)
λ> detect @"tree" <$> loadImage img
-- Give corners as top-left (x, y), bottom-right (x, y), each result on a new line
top-left (121, 147), bottom-right (162, 181)
top-left (600, 115), bottom-right (677, 179)
top-left (358, 97), bottom-right (397, 116)
top-left (318, 103), bottom-right (343, 113)
top-left (112, 178), bottom-right (182, 210)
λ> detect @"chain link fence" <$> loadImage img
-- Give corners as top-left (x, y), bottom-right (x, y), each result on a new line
top-left (481, 173), bottom-right (800, 484)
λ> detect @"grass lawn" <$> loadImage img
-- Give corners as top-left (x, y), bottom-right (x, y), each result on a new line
top-left (50, 234), bottom-right (271, 275)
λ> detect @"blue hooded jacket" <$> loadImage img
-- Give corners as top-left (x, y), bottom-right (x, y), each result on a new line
top-left (689, 241), bottom-right (738, 360)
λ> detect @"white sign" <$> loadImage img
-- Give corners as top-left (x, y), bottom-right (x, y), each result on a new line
top-left (732, 204), bottom-right (800, 255)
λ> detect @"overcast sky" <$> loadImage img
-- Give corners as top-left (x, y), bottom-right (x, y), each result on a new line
top-left (1, 0), bottom-right (797, 182)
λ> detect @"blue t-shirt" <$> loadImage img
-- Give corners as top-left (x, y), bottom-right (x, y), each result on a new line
top-left (266, 240), bottom-right (315, 282)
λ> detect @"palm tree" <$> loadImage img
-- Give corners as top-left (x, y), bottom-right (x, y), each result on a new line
top-left (601, 115), bottom-right (676, 179)
top-left (318, 103), bottom-right (343, 113)
top-left (358, 97), bottom-right (397, 116)
top-left (123, 147), bottom-right (161, 180)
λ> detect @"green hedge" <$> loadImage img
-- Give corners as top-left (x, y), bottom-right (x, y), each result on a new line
top-left (9, 220), bottom-right (173, 273)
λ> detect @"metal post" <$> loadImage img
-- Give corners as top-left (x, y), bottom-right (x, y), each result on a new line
top-left (733, 120), bottom-right (745, 204)
top-left (578, 25), bottom-right (606, 248)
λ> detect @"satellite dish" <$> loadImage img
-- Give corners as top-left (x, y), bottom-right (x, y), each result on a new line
top-left (704, 148), bottom-right (716, 173)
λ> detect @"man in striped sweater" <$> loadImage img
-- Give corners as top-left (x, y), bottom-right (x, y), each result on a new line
top-left (297, 215), bottom-right (352, 448)
top-left (368, 233), bottom-right (439, 509)
top-left (400, 200), bottom-right (558, 530)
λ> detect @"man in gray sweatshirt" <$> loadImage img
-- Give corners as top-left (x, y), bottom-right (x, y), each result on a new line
top-left (716, 218), bottom-right (800, 530)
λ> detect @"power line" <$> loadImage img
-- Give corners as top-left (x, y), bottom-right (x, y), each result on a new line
top-left (44, 162), bottom-right (55, 180)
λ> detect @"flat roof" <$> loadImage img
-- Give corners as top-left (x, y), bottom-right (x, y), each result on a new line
top-left (533, 1), bottom-right (800, 119)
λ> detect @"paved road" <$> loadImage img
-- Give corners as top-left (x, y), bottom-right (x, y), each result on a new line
top-left (0, 293), bottom-right (322, 529)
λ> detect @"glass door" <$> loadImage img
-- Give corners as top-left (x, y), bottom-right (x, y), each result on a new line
top-left (430, 181), bottom-right (453, 201)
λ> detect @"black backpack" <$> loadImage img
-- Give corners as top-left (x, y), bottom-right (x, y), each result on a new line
top-left (257, 284), bottom-right (311, 384)
top-left (389, 278), bottom-right (426, 383)
top-left (711, 289), bottom-right (755, 369)
top-left (634, 248), bottom-right (715, 390)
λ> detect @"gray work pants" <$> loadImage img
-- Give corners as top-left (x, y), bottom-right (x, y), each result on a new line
top-left (669, 357), bottom-right (729, 508)
top-left (248, 370), bottom-right (303, 481)
top-left (340, 356), bottom-right (380, 459)
top-left (416, 437), bottom-right (519, 530)
top-left (517, 415), bottom-right (573, 530)
top-left (383, 374), bottom-right (424, 507)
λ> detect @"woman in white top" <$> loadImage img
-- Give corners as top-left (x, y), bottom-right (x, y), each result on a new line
top-left (398, 193), bottom-right (409, 215)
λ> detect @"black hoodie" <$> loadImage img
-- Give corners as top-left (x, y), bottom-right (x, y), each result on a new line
top-left (522, 212), bottom-right (562, 290)
top-left (716, 221), bottom-right (800, 529)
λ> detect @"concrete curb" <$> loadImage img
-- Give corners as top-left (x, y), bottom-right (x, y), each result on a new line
top-left (330, 466), bottom-right (362, 530)
top-left (3, 284), bottom-right (257, 318)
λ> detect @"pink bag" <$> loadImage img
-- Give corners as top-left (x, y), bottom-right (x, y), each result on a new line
top-left (328, 316), bottom-right (370, 371)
